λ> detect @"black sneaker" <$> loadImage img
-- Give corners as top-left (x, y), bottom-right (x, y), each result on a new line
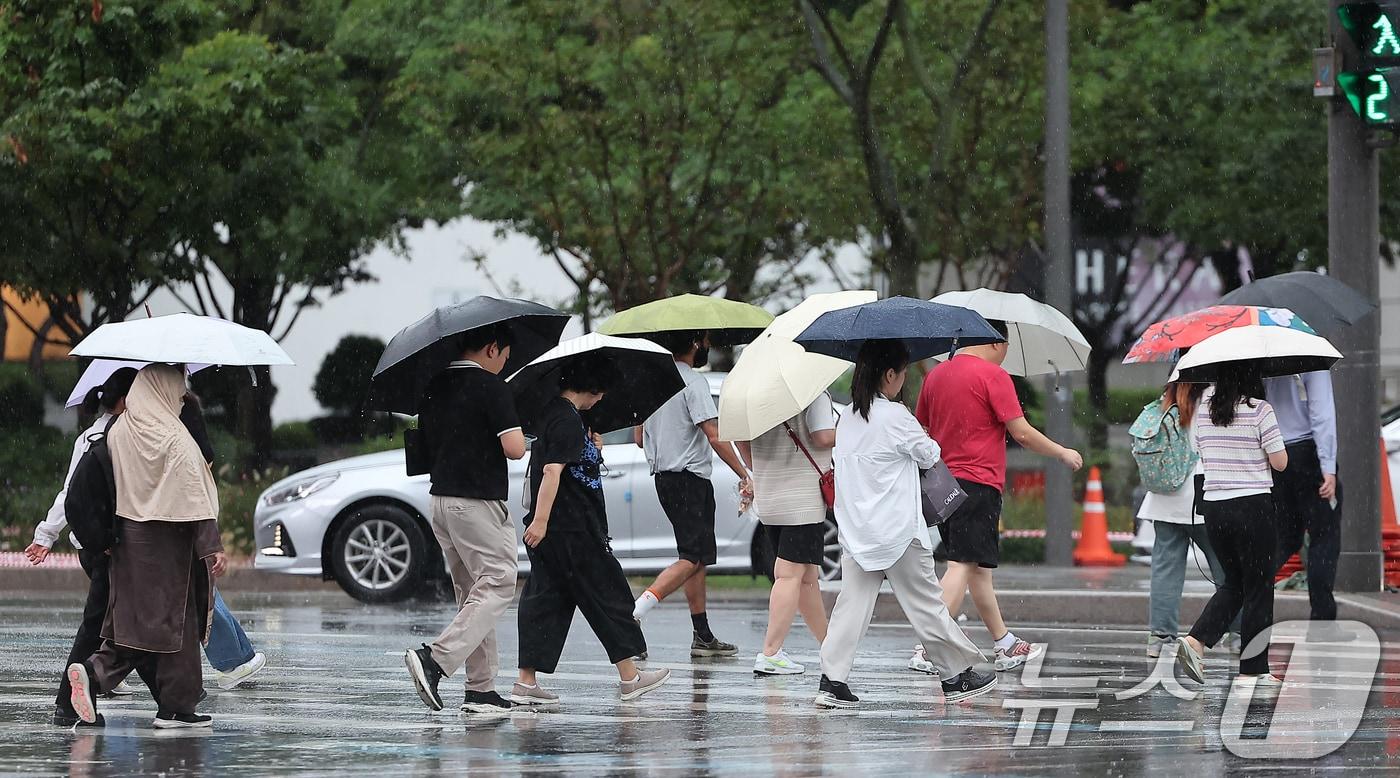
top-left (404, 644), bottom-right (446, 711)
top-left (153, 711), bottom-right (213, 729)
top-left (942, 667), bottom-right (998, 703)
top-left (691, 634), bottom-right (739, 657)
top-left (66, 662), bottom-right (99, 724)
top-left (461, 690), bottom-right (513, 714)
top-left (814, 674), bottom-right (859, 709)
top-left (52, 706), bottom-right (105, 728)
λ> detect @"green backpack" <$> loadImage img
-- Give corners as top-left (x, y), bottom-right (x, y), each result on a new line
top-left (1129, 399), bottom-right (1198, 494)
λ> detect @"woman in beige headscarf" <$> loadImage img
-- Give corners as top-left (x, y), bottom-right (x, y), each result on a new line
top-left (67, 363), bottom-right (227, 729)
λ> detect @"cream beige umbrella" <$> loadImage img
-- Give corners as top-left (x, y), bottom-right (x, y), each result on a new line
top-left (718, 290), bottom-right (877, 441)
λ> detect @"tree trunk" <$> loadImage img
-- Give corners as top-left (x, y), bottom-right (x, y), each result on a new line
top-left (1086, 347), bottom-right (1111, 454)
top-left (236, 365), bottom-right (276, 473)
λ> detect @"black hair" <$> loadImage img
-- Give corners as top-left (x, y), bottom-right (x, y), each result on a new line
top-left (850, 339), bottom-right (910, 420)
top-left (654, 330), bottom-right (703, 358)
top-left (558, 356), bottom-right (614, 395)
top-left (457, 323), bottom-right (514, 355)
top-left (80, 366), bottom-right (138, 415)
top-left (986, 319), bottom-right (1010, 339)
top-left (1208, 362), bottom-right (1266, 427)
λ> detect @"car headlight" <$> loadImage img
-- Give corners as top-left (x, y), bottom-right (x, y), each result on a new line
top-left (262, 474), bottom-right (339, 506)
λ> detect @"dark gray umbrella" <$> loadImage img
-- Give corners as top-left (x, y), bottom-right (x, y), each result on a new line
top-left (1219, 271), bottom-right (1377, 339)
top-left (369, 296), bottom-right (568, 414)
top-left (506, 333), bottom-right (683, 434)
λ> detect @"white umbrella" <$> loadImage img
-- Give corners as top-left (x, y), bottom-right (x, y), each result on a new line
top-left (718, 290), bottom-right (877, 441)
top-left (64, 359), bottom-right (212, 408)
top-left (929, 289), bottom-right (1090, 377)
top-left (69, 313), bottom-right (293, 366)
top-left (1173, 326), bottom-right (1342, 382)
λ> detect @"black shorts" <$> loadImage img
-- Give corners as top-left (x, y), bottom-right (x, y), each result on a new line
top-left (763, 523), bottom-right (826, 566)
top-left (654, 471), bottom-right (718, 565)
top-left (938, 479), bottom-right (1003, 569)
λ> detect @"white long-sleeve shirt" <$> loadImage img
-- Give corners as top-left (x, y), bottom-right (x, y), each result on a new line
top-left (833, 396), bottom-right (940, 571)
top-left (31, 413), bottom-right (113, 551)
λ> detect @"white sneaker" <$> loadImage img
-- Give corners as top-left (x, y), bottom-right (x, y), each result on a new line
top-left (993, 639), bottom-right (1044, 671)
top-left (105, 679), bottom-right (136, 697)
top-left (215, 652), bottom-right (266, 691)
top-left (907, 645), bottom-right (940, 676)
top-left (753, 651), bottom-right (805, 675)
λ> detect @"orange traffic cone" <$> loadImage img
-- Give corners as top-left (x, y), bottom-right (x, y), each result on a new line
top-left (1378, 438), bottom-right (1400, 588)
top-left (1073, 466), bottom-right (1125, 567)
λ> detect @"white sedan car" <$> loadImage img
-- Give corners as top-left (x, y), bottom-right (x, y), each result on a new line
top-left (253, 372), bottom-right (842, 602)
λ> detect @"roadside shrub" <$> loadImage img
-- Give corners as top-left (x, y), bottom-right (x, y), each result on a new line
top-left (0, 364), bottom-right (44, 429)
top-left (314, 334), bottom-right (385, 418)
top-left (271, 420), bottom-right (318, 452)
top-left (0, 425), bottom-right (74, 549)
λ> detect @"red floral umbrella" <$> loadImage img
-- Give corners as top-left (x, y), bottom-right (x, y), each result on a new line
top-left (1123, 305), bottom-right (1316, 364)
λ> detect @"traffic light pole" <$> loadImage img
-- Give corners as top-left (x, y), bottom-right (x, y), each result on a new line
top-left (1329, 0), bottom-right (1384, 593)
top-left (1043, 0), bottom-right (1075, 566)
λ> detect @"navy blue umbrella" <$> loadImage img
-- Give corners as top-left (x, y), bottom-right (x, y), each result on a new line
top-left (793, 296), bottom-right (1004, 362)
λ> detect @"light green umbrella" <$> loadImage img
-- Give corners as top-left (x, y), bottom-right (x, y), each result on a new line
top-left (598, 293), bottom-right (774, 344)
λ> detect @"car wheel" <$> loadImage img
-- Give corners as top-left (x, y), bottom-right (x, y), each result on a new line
top-left (329, 504), bottom-right (427, 603)
top-left (818, 513), bottom-right (842, 581)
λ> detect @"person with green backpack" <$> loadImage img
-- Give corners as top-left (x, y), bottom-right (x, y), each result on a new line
top-left (1131, 380), bottom-right (1228, 658)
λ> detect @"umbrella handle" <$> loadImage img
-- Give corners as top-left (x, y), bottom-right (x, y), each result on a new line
top-left (247, 366), bottom-right (258, 387)
top-left (1049, 360), bottom-right (1063, 392)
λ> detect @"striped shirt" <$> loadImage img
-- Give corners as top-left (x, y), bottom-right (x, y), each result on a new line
top-left (1192, 391), bottom-right (1284, 499)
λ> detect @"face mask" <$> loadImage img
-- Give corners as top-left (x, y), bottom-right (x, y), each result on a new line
top-left (693, 346), bottom-right (710, 369)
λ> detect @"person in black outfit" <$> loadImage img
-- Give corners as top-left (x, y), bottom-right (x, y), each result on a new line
top-left (510, 358), bottom-right (671, 706)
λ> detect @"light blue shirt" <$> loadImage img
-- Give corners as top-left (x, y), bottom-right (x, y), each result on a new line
top-left (1263, 371), bottom-right (1337, 475)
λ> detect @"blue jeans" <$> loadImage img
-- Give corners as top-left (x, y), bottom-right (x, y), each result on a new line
top-left (1148, 520), bottom-right (1226, 641)
top-left (204, 590), bottom-right (256, 672)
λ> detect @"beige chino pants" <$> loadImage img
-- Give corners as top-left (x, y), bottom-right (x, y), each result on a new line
top-left (820, 541), bottom-right (985, 683)
top-left (427, 496), bottom-right (518, 693)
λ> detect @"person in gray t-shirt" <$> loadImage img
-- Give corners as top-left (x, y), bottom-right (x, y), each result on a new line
top-left (629, 331), bottom-right (751, 658)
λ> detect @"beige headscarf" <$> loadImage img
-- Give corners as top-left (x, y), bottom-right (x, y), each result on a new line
top-left (108, 364), bottom-right (219, 523)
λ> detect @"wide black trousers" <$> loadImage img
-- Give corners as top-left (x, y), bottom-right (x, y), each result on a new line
top-left (55, 550), bottom-right (111, 713)
top-left (517, 531), bottom-right (646, 674)
top-left (1273, 441), bottom-right (1341, 621)
top-left (1189, 493), bottom-right (1277, 676)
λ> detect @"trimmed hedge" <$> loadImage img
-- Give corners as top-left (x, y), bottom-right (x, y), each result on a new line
top-left (0, 364), bottom-right (44, 429)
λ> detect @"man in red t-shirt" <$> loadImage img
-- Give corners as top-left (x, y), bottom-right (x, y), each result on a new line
top-left (907, 320), bottom-right (1082, 675)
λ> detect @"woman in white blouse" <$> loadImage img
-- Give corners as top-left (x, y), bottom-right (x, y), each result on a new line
top-left (815, 339), bottom-right (996, 709)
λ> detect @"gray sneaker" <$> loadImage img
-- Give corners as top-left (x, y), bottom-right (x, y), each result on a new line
top-left (510, 682), bottom-right (560, 706)
top-left (691, 634), bottom-right (739, 657)
top-left (620, 668), bottom-right (670, 701)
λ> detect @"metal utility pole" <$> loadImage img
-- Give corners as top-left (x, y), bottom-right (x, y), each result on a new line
top-left (1043, 0), bottom-right (1075, 566)
top-left (1328, 0), bottom-right (1384, 592)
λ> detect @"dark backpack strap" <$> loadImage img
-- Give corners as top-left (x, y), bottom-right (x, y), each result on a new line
top-left (784, 422), bottom-right (826, 476)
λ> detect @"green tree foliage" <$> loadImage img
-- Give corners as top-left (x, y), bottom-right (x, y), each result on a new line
top-left (397, 0), bottom-right (844, 319)
top-left (0, 0), bottom-right (215, 348)
top-left (313, 334), bottom-right (385, 418)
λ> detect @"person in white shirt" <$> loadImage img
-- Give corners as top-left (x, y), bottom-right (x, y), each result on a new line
top-left (736, 394), bottom-right (835, 676)
top-left (814, 339), bottom-right (996, 709)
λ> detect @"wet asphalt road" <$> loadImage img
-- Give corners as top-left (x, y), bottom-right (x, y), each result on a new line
top-left (2, 589), bottom-right (1399, 776)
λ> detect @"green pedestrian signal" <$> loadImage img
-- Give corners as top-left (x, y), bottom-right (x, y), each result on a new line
top-left (1338, 3), bottom-right (1400, 124)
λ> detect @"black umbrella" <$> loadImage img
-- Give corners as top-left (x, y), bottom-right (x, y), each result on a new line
top-left (506, 333), bottom-right (684, 434)
top-left (369, 296), bottom-right (569, 414)
top-left (1219, 271), bottom-right (1377, 339)
top-left (793, 296), bottom-right (1004, 362)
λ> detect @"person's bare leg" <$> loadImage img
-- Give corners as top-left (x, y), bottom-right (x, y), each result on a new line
top-left (615, 658), bottom-right (639, 680)
top-left (683, 565), bottom-right (707, 614)
top-left (643, 559), bottom-right (699, 601)
top-left (966, 567), bottom-right (1008, 639)
top-left (941, 561), bottom-right (974, 617)
top-left (763, 560), bottom-right (805, 656)
top-left (796, 564), bottom-right (829, 644)
top-left (517, 668), bottom-right (537, 686)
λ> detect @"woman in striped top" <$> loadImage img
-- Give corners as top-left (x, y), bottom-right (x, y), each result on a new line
top-left (1176, 364), bottom-right (1288, 686)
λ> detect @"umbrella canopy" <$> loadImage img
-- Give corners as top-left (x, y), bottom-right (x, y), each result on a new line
top-left (69, 313), bottom-right (293, 366)
top-left (930, 289), bottom-right (1090, 376)
top-left (793, 296), bottom-right (1003, 363)
top-left (597, 294), bottom-right (774, 345)
top-left (506, 333), bottom-right (683, 434)
top-left (1172, 326), bottom-right (1342, 383)
top-left (719, 290), bottom-right (878, 441)
top-left (1219, 271), bottom-right (1377, 339)
top-left (1124, 305), bottom-right (1316, 364)
top-left (368, 296), bottom-right (568, 415)
top-left (65, 360), bottom-right (211, 408)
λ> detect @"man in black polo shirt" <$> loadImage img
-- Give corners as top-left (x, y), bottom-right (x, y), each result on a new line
top-left (404, 324), bottom-right (526, 713)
